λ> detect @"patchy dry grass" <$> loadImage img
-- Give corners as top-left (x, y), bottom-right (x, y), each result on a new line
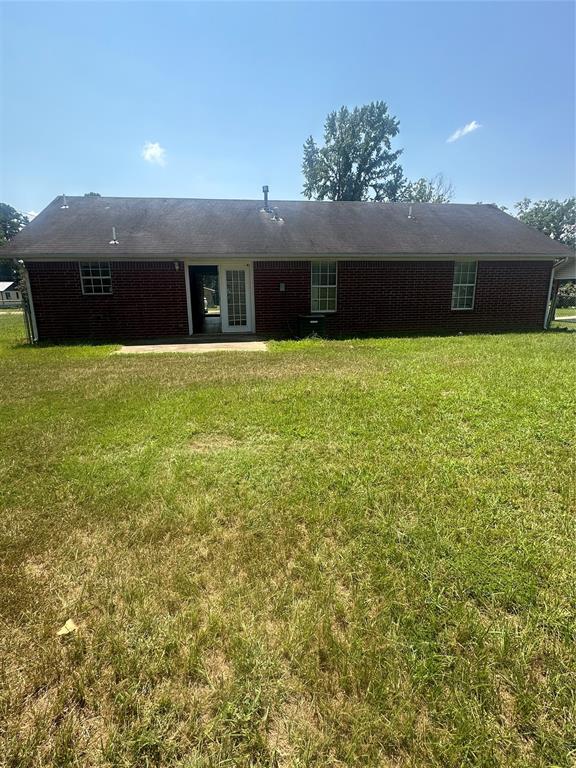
top-left (0, 312), bottom-right (575, 767)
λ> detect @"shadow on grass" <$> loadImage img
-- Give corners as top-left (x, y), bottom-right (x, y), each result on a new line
top-left (306, 326), bottom-right (576, 341)
top-left (11, 339), bottom-right (117, 350)
top-left (7, 324), bottom-right (575, 353)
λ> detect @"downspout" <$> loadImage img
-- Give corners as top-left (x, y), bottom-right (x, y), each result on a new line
top-left (544, 257), bottom-right (567, 329)
top-left (20, 262), bottom-right (38, 342)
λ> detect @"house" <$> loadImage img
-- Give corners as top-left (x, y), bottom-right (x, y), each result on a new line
top-left (6, 193), bottom-right (574, 342)
top-left (0, 281), bottom-right (22, 308)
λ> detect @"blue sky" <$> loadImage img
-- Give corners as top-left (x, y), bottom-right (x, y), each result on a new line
top-left (1, 1), bottom-right (574, 217)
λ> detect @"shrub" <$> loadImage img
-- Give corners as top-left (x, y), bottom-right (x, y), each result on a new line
top-left (557, 280), bottom-right (576, 308)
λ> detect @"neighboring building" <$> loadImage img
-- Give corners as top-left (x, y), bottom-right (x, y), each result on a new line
top-left (0, 281), bottom-right (22, 308)
top-left (553, 255), bottom-right (576, 282)
top-left (5, 193), bottom-right (574, 342)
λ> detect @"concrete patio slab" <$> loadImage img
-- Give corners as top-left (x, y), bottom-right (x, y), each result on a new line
top-left (116, 340), bottom-right (268, 354)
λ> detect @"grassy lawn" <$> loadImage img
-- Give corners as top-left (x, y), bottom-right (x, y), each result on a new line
top-left (1, 312), bottom-right (575, 767)
top-left (555, 307), bottom-right (576, 318)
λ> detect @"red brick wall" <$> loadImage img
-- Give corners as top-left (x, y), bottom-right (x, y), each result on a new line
top-left (28, 258), bottom-right (552, 342)
top-left (27, 261), bottom-right (189, 341)
top-left (253, 260), bottom-right (552, 336)
top-left (253, 261), bottom-right (311, 336)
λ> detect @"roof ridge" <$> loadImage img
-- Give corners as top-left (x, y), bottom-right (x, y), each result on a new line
top-left (50, 195), bottom-right (495, 208)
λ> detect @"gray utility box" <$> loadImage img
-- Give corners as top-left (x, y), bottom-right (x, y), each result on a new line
top-left (298, 314), bottom-right (326, 338)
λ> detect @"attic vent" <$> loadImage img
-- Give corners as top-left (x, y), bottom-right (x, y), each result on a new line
top-left (109, 226), bottom-right (119, 245)
top-left (260, 185), bottom-right (274, 214)
top-left (259, 186), bottom-right (283, 222)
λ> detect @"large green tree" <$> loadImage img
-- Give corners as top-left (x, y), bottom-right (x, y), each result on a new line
top-left (0, 203), bottom-right (29, 281)
top-left (302, 102), bottom-right (454, 203)
top-left (515, 197), bottom-right (575, 249)
top-left (0, 203), bottom-right (29, 243)
top-left (302, 102), bottom-right (404, 201)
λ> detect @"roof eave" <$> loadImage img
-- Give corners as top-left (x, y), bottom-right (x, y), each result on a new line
top-left (16, 251), bottom-right (566, 261)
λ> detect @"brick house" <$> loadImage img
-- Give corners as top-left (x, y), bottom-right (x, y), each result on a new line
top-left (6, 193), bottom-right (573, 342)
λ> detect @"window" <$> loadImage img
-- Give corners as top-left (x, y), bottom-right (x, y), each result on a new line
top-left (225, 269), bottom-right (247, 326)
top-left (4, 292), bottom-right (11, 299)
top-left (80, 262), bottom-right (112, 295)
top-left (311, 261), bottom-right (337, 312)
top-left (452, 261), bottom-right (477, 310)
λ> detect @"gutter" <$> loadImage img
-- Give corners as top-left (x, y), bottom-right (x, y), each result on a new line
top-left (10, 252), bottom-right (564, 262)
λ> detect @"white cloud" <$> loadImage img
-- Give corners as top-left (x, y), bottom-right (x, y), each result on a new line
top-left (446, 120), bottom-right (481, 143)
top-left (141, 141), bottom-right (166, 166)
top-left (27, 211), bottom-right (38, 221)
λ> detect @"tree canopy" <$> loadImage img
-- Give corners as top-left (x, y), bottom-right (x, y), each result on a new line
top-left (302, 102), bottom-right (454, 203)
top-left (397, 174), bottom-right (454, 204)
top-left (0, 203), bottom-right (29, 244)
top-left (515, 198), bottom-right (575, 249)
top-left (302, 102), bottom-right (404, 202)
top-left (0, 203), bottom-right (28, 281)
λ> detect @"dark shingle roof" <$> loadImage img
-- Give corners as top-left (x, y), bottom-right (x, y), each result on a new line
top-left (6, 195), bottom-right (573, 258)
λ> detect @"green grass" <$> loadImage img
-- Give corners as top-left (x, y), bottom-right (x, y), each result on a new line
top-left (1, 311), bottom-right (575, 767)
top-left (555, 307), bottom-right (576, 318)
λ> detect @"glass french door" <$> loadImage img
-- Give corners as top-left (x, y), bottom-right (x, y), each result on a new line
top-left (220, 264), bottom-right (254, 333)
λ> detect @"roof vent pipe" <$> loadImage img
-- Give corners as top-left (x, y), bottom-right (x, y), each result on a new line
top-left (408, 205), bottom-right (413, 219)
top-left (109, 226), bottom-right (119, 245)
top-left (60, 194), bottom-right (69, 210)
top-left (262, 185), bottom-right (270, 211)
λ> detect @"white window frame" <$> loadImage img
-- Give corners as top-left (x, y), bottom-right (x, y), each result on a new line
top-left (80, 262), bottom-right (113, 295)
top-left (451, 261), bottom-right (477, 311)
top-left (311, 261), bottom-right (337, 313)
